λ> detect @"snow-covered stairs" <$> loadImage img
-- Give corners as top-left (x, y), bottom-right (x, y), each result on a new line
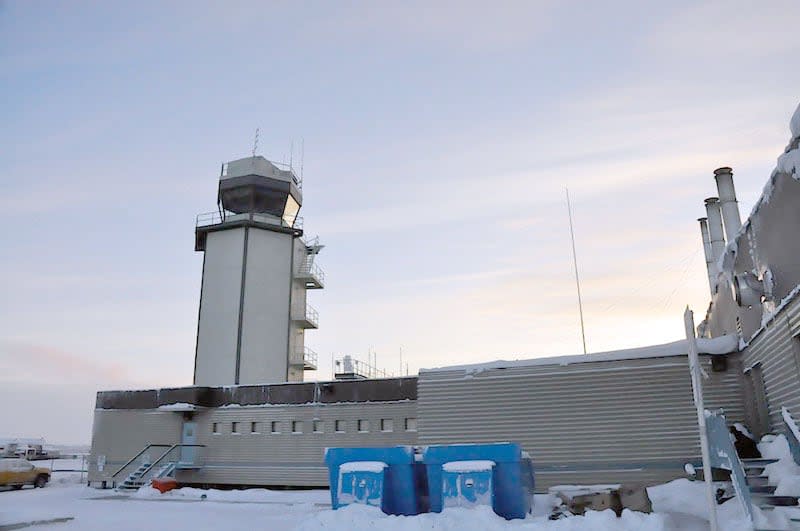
top-left (118, 462), bottom-right (151, 491)
top-left (742, 457), bottom-right (800, 530)
top-left (117, 461), bottom-right (177, 491)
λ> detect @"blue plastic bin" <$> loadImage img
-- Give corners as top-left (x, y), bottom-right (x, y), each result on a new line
top-left (325, 446), bottom-right (423, 515)
top-left (422, 442), bottom-right (534, 520)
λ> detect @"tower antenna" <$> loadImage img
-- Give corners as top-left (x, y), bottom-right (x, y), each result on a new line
top-left (289, 139), bottom-right (294, 170)
top-left (252, 128), bottom-right (260, 158)
top-left (300, 138), bottom-right (305, 188)
top-left (566, 187), bottom-right (587, 355)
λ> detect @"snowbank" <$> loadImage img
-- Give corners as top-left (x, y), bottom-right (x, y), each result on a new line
top-left (293, 503), bottom-right (669, 531)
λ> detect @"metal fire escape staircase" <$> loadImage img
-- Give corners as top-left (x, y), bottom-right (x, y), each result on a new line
top-left (704, 409), bottom-right (800, 530)
top-left (111, 443), bottom-right (204, 491)
top-left (292, 236), bottom-right (324, 370)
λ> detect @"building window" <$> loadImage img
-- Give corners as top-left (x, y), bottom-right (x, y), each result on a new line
top-left (212, 422), bottom-right (220, 435)
top-left (358, 420), bottom-right (369, 433)
top-left (405, 418), bottom-right (417, 432)
top-left (232, 422), bottom-right (240, 434)
top-left (381, 419), bottom-right (393, 432)
top-left (313, 420), bottom-right (323, 433)
top-left (251, 422), bottom-right (260, 434)
top-left (335, 420), bottom-right (346, 433)
top-left (292, 421), bottom-right (303, 434)
top-left (271, 421), bottom-right (280, 434)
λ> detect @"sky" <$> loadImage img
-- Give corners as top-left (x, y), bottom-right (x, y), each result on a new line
top-left (1, 0), bottom-right (799, 444)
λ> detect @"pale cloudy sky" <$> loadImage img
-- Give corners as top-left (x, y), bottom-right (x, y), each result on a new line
top-left (1, 0), bottom-right (799, 443)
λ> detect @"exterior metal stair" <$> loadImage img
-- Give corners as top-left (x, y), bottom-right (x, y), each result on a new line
top-left (117, 461), bottom-right (177, 491)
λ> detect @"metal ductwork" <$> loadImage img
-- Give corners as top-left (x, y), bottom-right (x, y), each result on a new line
top-left (713, 167), bottom-right (742, 243)
top-left (698, 217), bottom-right (718, 294)
top-left (704, 197), bottom-right (726, 265)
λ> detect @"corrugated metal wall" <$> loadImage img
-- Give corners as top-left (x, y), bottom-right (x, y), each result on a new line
top-left (89, 409), bottom-right (183, 484)
top-left (417, 354), bottom-right (745, 491)
top-left (89, 400), bottom-right (418, 487)
top-left (743, 295), bottom-right (800, 430)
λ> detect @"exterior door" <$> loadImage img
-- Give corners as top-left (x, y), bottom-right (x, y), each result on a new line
top-left (744, 364), bottom-right (771, 438)
top-left (179, 421), bottom-right (197, 466)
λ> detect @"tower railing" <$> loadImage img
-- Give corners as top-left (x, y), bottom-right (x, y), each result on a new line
top-left (291, 346), bottom-right (318, 370)
top-left (305, 305), bottom-right (319, 328)
top-left (196, 211), bottom-right (303, 230)
top-left (297, 259), bottom-right (325, 287)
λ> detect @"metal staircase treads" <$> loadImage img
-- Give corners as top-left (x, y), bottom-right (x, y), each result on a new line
top-left (749, 494), bottom-right (799, 506)
top-left (741, 458), bottom-right (780, 467)
top-left (748, 485), bottom-right (778, 494)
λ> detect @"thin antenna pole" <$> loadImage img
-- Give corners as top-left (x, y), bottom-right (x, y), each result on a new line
top-left (300, 138), bottom-right (305, 187)
top-left (289, 139), bottom-right (294, 170)
top-left (252, 128), bottom-right (260, 158)
top-left (566, 188), bottom-right (587, 354)
top-left (399, 346), bottom-right (403, 377)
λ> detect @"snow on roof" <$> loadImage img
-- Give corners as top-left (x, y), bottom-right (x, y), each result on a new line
top-left (422, 334), bottom-right (738, 374)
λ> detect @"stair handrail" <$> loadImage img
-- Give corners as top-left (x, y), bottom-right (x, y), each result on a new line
top-left (705, 409), bottom-right (755, 524)
top-left (782, 407), bottom-right (800, 466)
top-left (110, 444), bottom-right (172, 479)
top-left (136, 443), bottom-right (206, 481)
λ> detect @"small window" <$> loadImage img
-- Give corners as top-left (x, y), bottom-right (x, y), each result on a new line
top-left (405, 418), bottom-right (417, 432)
top-left (251, 421), bottom-right (260, 434)
top-left (232, 422), bottom-right (240, 434)
top-left (292, 421), bottom-right (303, 434)
top-left (381, 419), bottom-right (393, 432)
top-left (335, 420), bottom-right (346, 433)
top-left (313, 420), bottom-right (323, 433)
top-left (271, 421), bottom-right (280, 434)
top-left (212, 422), bottom-right (220, 434)
top-left (358, 419), bottom-right (369, 433)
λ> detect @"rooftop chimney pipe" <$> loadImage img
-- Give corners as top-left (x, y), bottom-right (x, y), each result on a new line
top-left (698, 217), bottom-right (718, 294)
top-left (704, 197), bottom-right (726, 265)
top-left (713, 167), bottom-right (742, 243)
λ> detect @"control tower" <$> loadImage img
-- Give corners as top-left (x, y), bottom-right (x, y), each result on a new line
top-left (193, 156), bottom-right (324, 385)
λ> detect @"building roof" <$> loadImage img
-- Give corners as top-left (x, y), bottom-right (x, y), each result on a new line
top-left (422, 335), bottom-right (739, 374)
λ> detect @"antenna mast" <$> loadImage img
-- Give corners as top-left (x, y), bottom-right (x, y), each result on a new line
top-left (566, 188), bottom-right (587, 355)
top-left (252, 128), bottom-right (260, 158)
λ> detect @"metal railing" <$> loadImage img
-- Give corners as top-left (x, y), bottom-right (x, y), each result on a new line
top-left (304, 346), bottom-right (318, 368)
top-left (297, 259), bottom-right (325, 286)
top-left (783, 407), bottom-right (800, 466)
top-left (305, 305), bottom-right (319, 327)
top-left (110, 444), bottom-right (171, 482)
top-left (110, 443), bottom-right (205, 487)
top-left (705, 410), bottom-right (754, 524)
top-left (196, 211), bottom-right (303, 230)
top-left (334, 356), bottom-right (394, 379)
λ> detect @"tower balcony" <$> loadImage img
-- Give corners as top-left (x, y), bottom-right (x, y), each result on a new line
top-left (296, 259), bottom-right (325, 289)
top-left (294, 305), bottom-right (319, 329)
top-left (290, 346), bottom-right (318, 371)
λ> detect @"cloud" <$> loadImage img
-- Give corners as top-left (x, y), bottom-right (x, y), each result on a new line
top-left (0, 340), bottom-right (135, 387)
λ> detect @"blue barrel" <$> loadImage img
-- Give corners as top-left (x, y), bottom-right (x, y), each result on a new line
top-left (422, 442), bottom-right (534, 519)
top-left (324, 446), bottom-right (423, 515)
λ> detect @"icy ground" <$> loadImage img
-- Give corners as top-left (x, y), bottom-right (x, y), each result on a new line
top-left (4, 439), bottom-right (800, 530)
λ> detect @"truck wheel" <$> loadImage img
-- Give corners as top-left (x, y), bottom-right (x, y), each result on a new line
top-left (12, 484), bottom-right (23, 490)
top-left (34, 475), bottom-right (48, 488)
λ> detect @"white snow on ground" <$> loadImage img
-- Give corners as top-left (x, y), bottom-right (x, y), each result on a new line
top-left (760, 433), bottom-right (800, 497)
top-left (5, 441), bottom-right (800, 530)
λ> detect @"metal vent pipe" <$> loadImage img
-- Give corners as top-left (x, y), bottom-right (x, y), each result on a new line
top-left (698, 217), bottom-right (718, 294)
top-left (713, 167), bottom-right (742, 243)
top-left (704, 197), bottom-right (726, 264)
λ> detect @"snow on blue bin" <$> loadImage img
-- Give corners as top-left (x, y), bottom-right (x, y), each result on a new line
top-left (337, 461), bottom-right (387, 508)
top-left (422, 442), bottom-right (534, 520)
top-left (324, 446), bottom-right (422, 515)
top-left (441, 460), bottom-right (495, 509)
